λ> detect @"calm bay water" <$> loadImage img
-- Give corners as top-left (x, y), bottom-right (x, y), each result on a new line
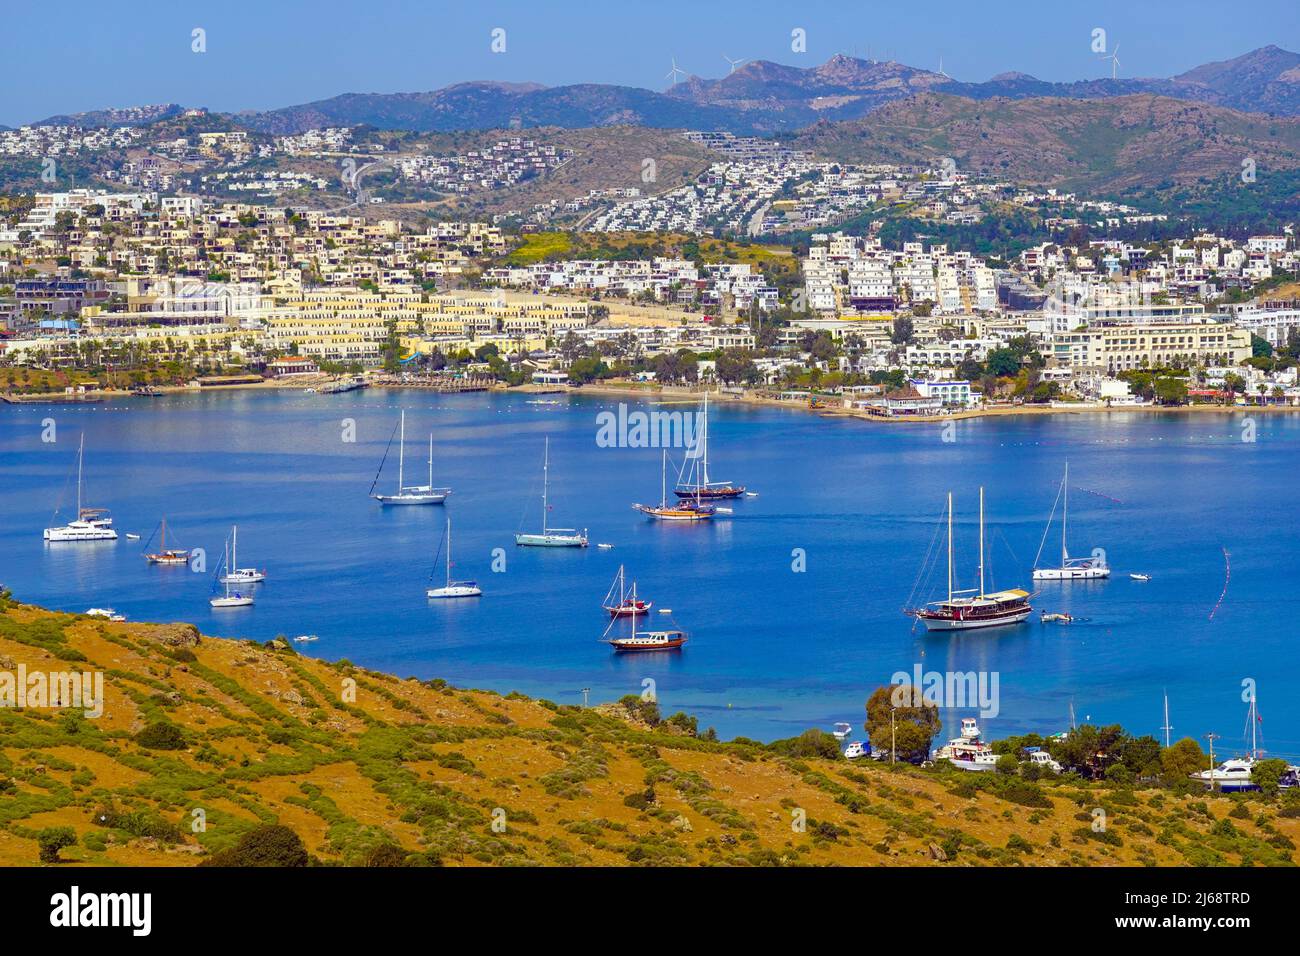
top-left (2, 388), bottom-right (1297, 753)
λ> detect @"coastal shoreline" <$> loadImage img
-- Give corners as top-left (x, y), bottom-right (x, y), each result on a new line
top-left (5, 375), bottom-right (1295, 424)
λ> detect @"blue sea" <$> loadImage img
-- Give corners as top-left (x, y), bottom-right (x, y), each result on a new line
top-left (2, 388), bottom-right (1296, 754)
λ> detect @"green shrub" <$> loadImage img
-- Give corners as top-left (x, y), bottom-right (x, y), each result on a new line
top-left (37, 826), bottom-right (76, 863)
top-left (200, 824), bottom-right (309, 867)
top-left (134, 722), bottom-right (186, 750)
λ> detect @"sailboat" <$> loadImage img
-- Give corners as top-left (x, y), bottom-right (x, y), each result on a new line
top-left (515, 438), bottom-right (588, 547)
top-left (143, 517), bottom-right (190, 565)
top-left (906, 488), bottom-right (1032, 631)
top-left (634, 449), bottom-right (717, 521)
top-left (602, 565), bottom-right (652, 617)
top-left (1032, 463), bottom-right (1109, 580)
top-left (427, 517), bottom-right (482, 599)
top-left (601, 586), bottom-right (686, 652)
top-left (210, 526), bottom-right (254, 608)
top-left (674, 392), bottom-right (746, 499)
top-left (220, 525), bottom-right (266, 584)
top-left (370, 410), bottom-right (450, 505)
top-left (44, 435), bottom-right (118, 541)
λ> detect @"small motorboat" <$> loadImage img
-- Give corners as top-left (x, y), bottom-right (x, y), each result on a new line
top-left (597, 543), bottom-right (615, 550)
top-left (658, 608), bottom-right (673, 614)
top-left (85, 607), bottom-right (125, 622)
top-left (1130, 572), bottom-right (1152, 582)
top-left (221, 567), bottom-right (267, 584)
top-left (292, 634), bottom-right (319, 643)
top-left (1040, 611), bottom-right (1073, 624)
top-left (125, 533), bottom-right (141, 541)
top-left (745, 492), bottom-right (759, 498)
top-left (832, 722), bottom-right (853, 741)
top-left (844, 741), bottom-right (871, 760)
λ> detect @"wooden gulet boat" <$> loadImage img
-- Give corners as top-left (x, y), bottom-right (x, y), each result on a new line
top-left (674, 391), bottom-right (746, 500)
top-left (601, 588), bottom-right (686, 652)
top-left (633, 449), bottom-right (717, 521)
top-left (905, 488), bottom-right (1033, 631)
top-left (143, 516), bottom-right (191, 565)
top-left (602, 564), bottom-right (652, 617)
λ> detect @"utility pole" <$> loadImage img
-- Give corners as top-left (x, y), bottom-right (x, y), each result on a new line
top-left (1205, 733), bottom-right (1220, 791)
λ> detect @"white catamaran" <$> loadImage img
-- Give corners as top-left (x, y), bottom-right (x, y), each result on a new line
top-left (427, 517), bottom-right (482, 599)
top-left (370, 410), bottom-right (450, 506)
top-left (210, 526), bottom-right (255, 608)
top-left (906, 488), bottom-right (1033, 631)
top-left (1032, 463), bottom-right (1109, 580)
top-left (44, 434), bottom-right (118, 542)
top-left (515, 437), bottom-right (587, 547)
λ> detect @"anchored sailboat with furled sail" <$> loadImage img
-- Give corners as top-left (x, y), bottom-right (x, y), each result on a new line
top-left (515, 437), bottom-right (588, 547)
top-left (1032, 462), bottom-right (1109, 580)
top-left (906, 488), bottom-right (1032, 631)
top-left (370, 410), bottom-right (450, 506)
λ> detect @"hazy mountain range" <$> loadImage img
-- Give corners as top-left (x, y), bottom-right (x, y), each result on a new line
top-left (30, 45), bottom-right (1300, 135)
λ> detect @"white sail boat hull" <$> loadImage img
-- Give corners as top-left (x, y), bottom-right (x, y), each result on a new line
top-left (1033, 566), bottom-right (1110, 580)
top-left (515, 531), bottom-right (587, 547)
top-left (374, 489), bottom-right (450, 505)
top-left (427, 584), bottom-right (483, 599)
top-left (210, 595), bottom-right (254, 608)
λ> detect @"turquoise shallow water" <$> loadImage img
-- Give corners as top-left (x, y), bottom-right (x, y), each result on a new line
top-left (2, 389), bottom-right (1296, 752)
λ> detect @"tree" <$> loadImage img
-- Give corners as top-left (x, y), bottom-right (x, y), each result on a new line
top-left (135, 722), bottom-right (186, 750)
top-left (985, 347), bottom-right (1021, 378)
top-left (200, 824), bottom-right (309, 867)
top-left (890, 316), bottom-right (915, 345)
top-left (1154, 377), bottom-right (1188, 406)
top-left (1252, 757), bottom-right (1289, 796)
top-left (1161, 737), bottom-right (1206, 781)
top-left (38, 827), bottom-right (77, 864)
top-left (864, 686), bottom-right (941, 763)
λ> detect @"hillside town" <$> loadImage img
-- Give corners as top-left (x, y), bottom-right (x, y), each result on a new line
top-left (1, 185), bottom-right (1298, 415)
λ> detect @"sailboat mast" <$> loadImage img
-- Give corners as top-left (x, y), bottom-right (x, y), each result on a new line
top-left (541, 438), bottom-right (550, 533)
top-left (232, 525), bottom-right (238, 571)
top-left (946, 492), bottom-right (954, 602)
top-left (428, 433), bottom-right (433, 489)
top-left (445, 517), bottom-right (452, 588)
top-left (397, 411), bottom-right (405, 491)
top-left (701, 392), bottom-right (710, 486)
top-left (76, 434), bottom-right (84, 515)
top-left (1162, 690), bottom-right (1172, 749)
top-left (978, 486), bottom-right (986, 598)
top-left (1250, 693), bottom-right (1258, 758)
top-left (661, 449), bottom-right (667, 507)
top-left (1061, 462), bottom-right (1069, 564)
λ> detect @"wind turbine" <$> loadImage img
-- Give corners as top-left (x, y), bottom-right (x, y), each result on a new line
top-left (1099, 44), bottom-right (1121, 80)
top-left (665, 57), bottom-right (688, 88)
top-left (722, 54), bottom-right (748, 75)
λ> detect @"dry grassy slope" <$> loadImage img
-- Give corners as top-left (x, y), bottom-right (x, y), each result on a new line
top-left (796, 92), bottom-right (1300, 191)
top-left (1, 599), bottom-right (1297, 867)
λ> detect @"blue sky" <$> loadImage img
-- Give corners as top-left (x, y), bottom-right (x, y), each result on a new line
top-left (3, 0), bottom-right (1297, 126)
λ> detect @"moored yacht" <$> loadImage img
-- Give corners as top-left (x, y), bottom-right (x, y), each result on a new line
top-left (515, 438), bottom-right (587, 547)
top-left (427, 517), bottom-right (482, 599)
top-left (44, 436), bottom-right (118, 542)
top-left (1032, 463), bottom-right (1109, 580)
top-left (906, 488), bottom-right (1032, 631)
top-left (370, 410), bottom-right (450, 506)
top-left (634, 449), bottom-right (717, 522)
top-left (673, 392), bottom-right (746, 500)
top-left (933, 718), bottom-right (999, 771)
